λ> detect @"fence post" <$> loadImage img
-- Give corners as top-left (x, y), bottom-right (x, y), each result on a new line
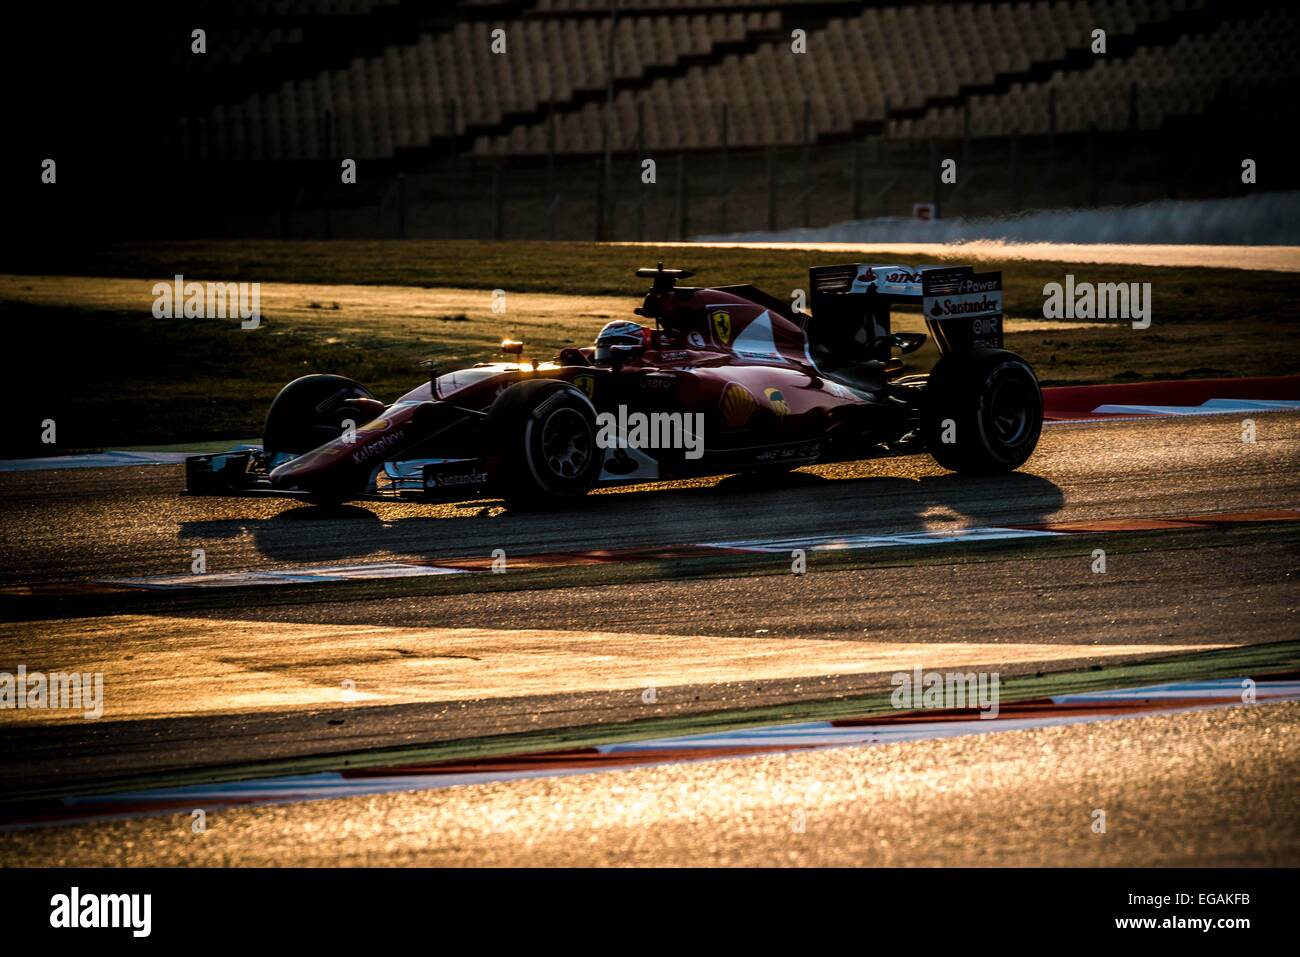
top-left (719, 102), bottom-right (729, 234)
top-left (396, 172), bottom-right (406, 238)
top-left (595, 155), bottom-right (604, 241)
top-left (1047, 88), bottom-right (1057, 153)
top-left (546, 107), bottom-right (556, 240)
top-left (801, 99), bottom-right (812, 227)
top-left (598, 0), bottom-right (618, 242)
top-left (766, 146), bottom-right (777, 231)
top-left (1009, 129), bottom-right (1020, 211)
top-left (447, 98), bottom-right (459, 239)
top-left (962, 100), bottom-right (971, 171)
top-left (850, 141), bottom-right (861, 220)
top-left (595, 153), bottom-right (608, 241)
top-left (877, 137), bottom-right (887, 216)
top-left (636, 98), bottom-right (646, 242)
top-left (492, 165), bottom-right (504, 240)
top-left (1086, 122), bottom-right (1098, 206)
top-left (675, 151), bottom-right (687, 240)
top-left (322, 110), bottom-right (333, 239)
top-left (279, 165), bottom-right (291, 240)
top-left (929, 136), bottom-right (938, 208)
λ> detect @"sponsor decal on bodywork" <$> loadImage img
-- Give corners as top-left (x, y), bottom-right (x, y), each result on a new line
top-left (351, 429), bottom-right (406, 465)
top-left (730, 310), bottom-right (790, 363)
top-left (639, 372), bottom-right (677, 390)
top-left (922, 270), bottom-right (1004, 350)
top-left (764, 387), bottom-right (790, 416)
top-left (850, 265), bottom-right (926, 296)
top-left (710, 309), bottom-right (733, 344)
top-left (719, 382), bottom-right (759, 428)
top-left (424, 468), bottom-right (489, 489)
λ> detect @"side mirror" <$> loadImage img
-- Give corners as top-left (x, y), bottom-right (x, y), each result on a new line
top-left (606, 343), bottom-right (641, 367)
top-left (501, 339), bottom-right (524, 357)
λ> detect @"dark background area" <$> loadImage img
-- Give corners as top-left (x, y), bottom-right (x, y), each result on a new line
top-left (1, 0), bottom-right (1296, 246)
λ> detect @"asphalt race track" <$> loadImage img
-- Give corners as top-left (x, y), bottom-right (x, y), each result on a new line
top-left (2, 412), bottom-right (1297, 586)
top-left (1, 411), bottom-right (1297, 865)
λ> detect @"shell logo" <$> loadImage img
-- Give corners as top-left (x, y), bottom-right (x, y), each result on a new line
top-left (573, 374), bottom-right (596, 399)
top-left (764, 387), bottom-right (790, 416)
top-left (720, 382), bottom-right (758, 428)
top-left (711, 310), bottom-right (732, 344)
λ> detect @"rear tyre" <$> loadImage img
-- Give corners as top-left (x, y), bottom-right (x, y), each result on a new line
top-left (486, 379), bottom-right (602, 509)
top-left (922, 349), bottom-right (1042, 474)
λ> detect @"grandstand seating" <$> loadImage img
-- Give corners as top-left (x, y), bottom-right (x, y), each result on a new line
top-left (894, 6), bottom-right (1299, 137)
top-left (178, 0), bottom-right (1297, 163)
top-left (475, 0), bottom-right (1226, 153)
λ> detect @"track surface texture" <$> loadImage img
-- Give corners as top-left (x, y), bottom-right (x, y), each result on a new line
top-left (1, 413), bottom-right (1297, 586)
top-left (0, 411), bottom-right (1296, 865)
top-left (5, 701), bottom-right (1297, 866)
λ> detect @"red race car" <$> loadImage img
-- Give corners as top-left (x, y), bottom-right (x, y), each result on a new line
top-left (185, 262), bottom-right (1042, 509)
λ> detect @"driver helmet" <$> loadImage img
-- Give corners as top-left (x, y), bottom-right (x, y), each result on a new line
top-left (594, 320), bottom-right (648, 364)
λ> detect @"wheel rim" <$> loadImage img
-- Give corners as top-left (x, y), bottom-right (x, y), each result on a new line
top-left (540, 407), bottom-right (593, 479)
top-left (987, 376), bottom-right (1032, 446)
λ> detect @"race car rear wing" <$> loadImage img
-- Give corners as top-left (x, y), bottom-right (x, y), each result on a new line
top-left (809, 263), bottom-right (1003, 356)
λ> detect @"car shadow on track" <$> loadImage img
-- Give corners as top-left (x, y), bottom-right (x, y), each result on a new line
top-left (178, 469), bottom-right (1067, 566)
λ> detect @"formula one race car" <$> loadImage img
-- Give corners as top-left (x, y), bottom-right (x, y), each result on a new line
top-left (185, 262), bottom-right (1042, 509)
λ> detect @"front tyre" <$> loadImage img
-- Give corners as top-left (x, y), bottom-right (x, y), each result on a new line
top-left (486, 379), bottom-right (603, 509)
top-left (264, 374), bottom-right (378, 504)
top-left (264, 374), bottom-right (377, 458)
top-left (923, 349), bottom-right (1042, 474)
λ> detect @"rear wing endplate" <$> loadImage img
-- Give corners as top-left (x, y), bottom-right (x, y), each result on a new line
top-left (809, 263), bottom-right (1003, 355)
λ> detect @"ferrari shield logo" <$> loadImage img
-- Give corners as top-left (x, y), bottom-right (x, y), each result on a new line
top-left (711, 310), bottom-right (732, 344)
top-left (573, 375), bottom-right (596, 399)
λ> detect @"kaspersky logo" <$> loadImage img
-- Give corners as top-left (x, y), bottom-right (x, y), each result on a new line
top-left (351, 429), bottom-right (406, 464)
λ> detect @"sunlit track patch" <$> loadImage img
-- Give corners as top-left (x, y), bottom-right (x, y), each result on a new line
top-left (1092, 399), bottom-right (1300, 417)
top-left (98, 562), bottom-right (469, 590)
top-left (1041, 375), bottom-right (1300, 421)
top-left (7, 678), bottom-right (1295, 831)
top-left (702, 527), bottom-right (1061, 554)
top-left (0, 451), bottom-right (195, 472)
top-left (704, 510), bottom-right (1300, 554)
top-left (1019, 508), bottom-right (1300, 534)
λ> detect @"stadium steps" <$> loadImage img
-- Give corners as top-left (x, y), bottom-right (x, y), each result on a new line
top-left (849, 0), bottom-right (1248, 144)
top-left (408, 10), bottom-right (811, 163)
top-left (184, 0), bottom-right (537, 112)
